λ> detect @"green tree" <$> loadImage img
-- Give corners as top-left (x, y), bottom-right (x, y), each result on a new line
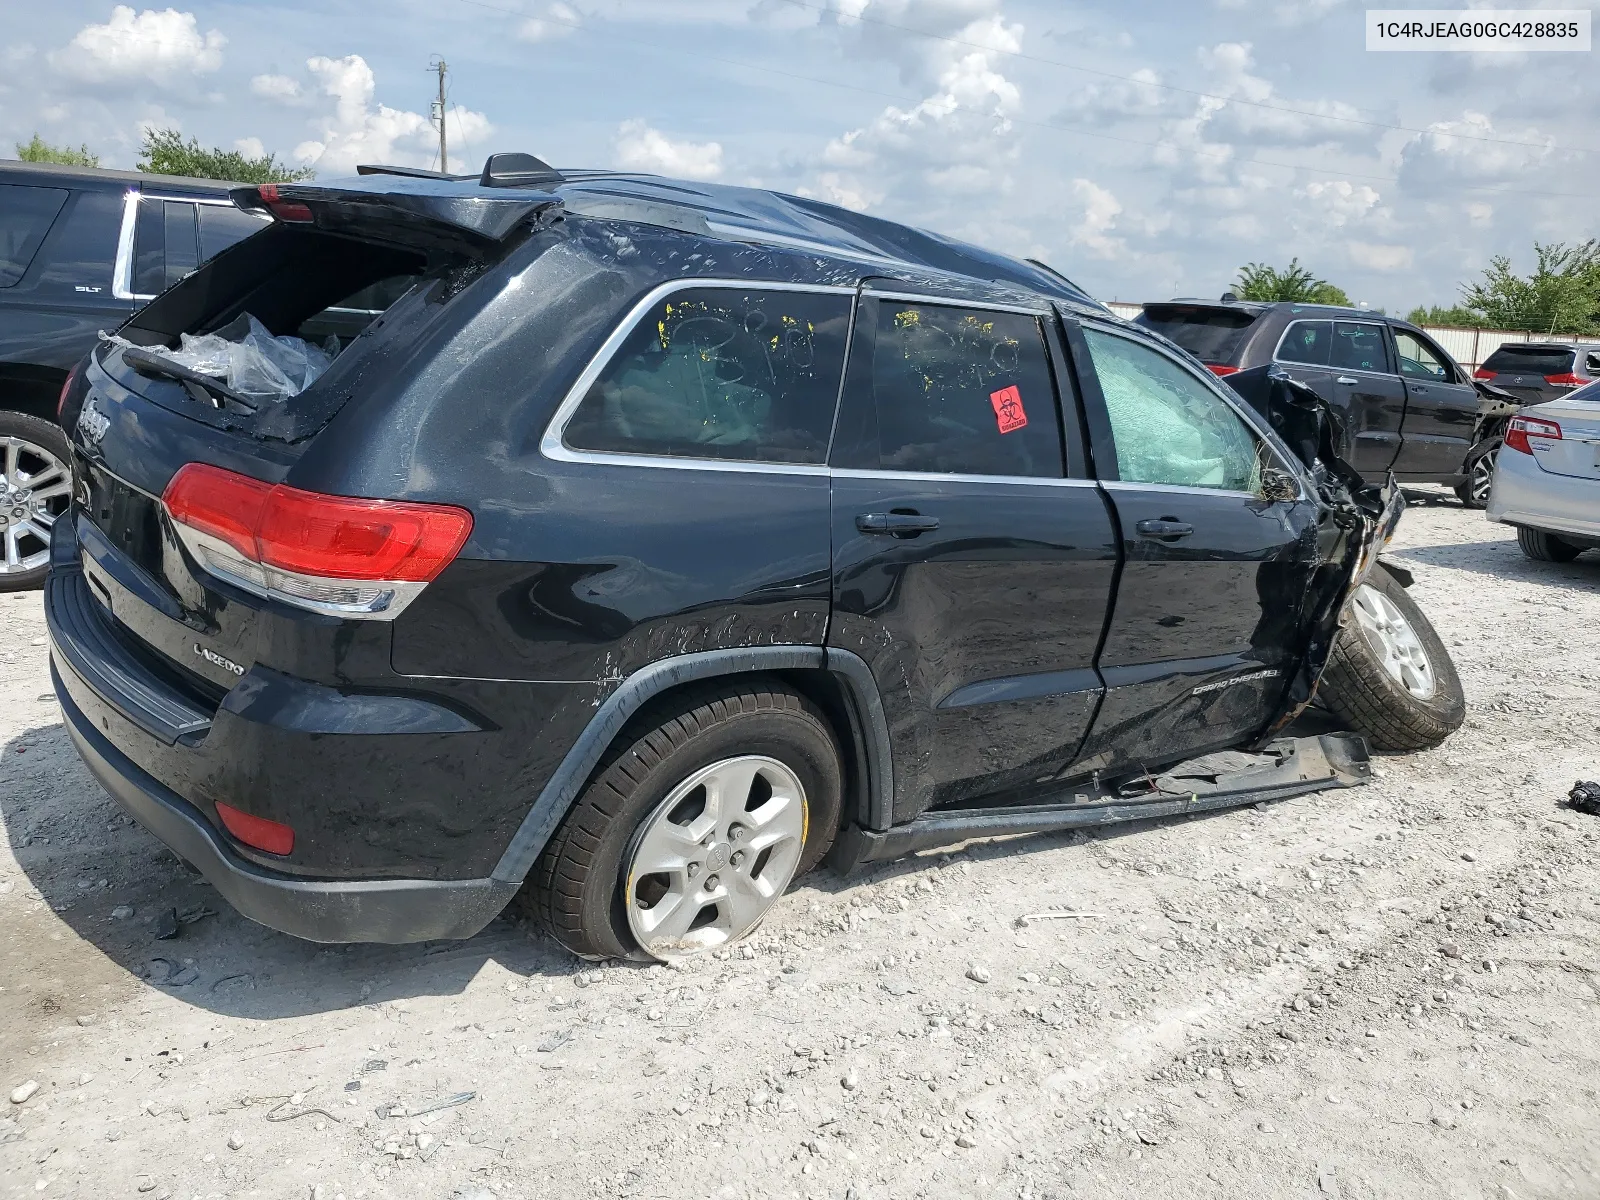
top-left (1233, 258), bottom-right (1351, 305)
top-left (137, 127), bottom-right (312, 184)
top-left (1406, 304), bottom-right (1480, 328)
top-left (1457, 241), bottom-right (1600, 335)
top-left (14, 133), bottom-right (98, 167)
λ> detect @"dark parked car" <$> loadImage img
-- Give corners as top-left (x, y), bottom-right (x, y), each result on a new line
top-left (0, 161), bottom-right (268, 588)
top-left (46, 157), bottom-right (1464, 962)
top-left (1135, 300), bottom-right (1488, 503)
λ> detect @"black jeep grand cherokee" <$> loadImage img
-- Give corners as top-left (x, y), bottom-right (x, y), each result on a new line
top-left (48, 156), bottom-right (1464, 961)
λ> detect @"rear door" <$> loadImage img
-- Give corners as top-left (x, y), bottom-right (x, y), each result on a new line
top-left (1271, 318), bottom-right (1405, 482)
top-left (1390, 327), bottom-right (1478, 477)
top-left (827, 292), bottom-right (1118, 821)
top-left (1067, 321), bottom-right (1322, 778)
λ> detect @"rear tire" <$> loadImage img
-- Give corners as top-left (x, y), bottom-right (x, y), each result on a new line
top-left (0, 410), bottom-right (72, 592)
top-left (525, 679), bottom-right (843, 961)
top-left (1319, 567), bottom-right (1465, 752)
top-left (1454, 438), bottom-right (1498, 509)
top-left (1516, 526), bottom-right (1584, 563)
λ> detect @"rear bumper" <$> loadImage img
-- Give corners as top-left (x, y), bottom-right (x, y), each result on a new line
top-left (1487, 446), bottom-right (1600, 541)
top-left (54, 662), bottom-right (516, 943)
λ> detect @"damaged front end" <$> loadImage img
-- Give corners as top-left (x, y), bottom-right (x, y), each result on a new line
top-left (1257, 368), bottom-right (1406, 741)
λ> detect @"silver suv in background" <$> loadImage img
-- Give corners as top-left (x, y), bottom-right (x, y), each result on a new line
top-left (1474, 342), bottom-right (1600, 406)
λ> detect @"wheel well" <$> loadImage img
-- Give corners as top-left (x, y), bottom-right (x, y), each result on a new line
top-left (600, 668), bottom-right (872, 837)
top-left (0, 363), bottom-right (69, 424)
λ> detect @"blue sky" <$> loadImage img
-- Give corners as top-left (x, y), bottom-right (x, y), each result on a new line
top-left (3, 1), bottom-right (1595, 312)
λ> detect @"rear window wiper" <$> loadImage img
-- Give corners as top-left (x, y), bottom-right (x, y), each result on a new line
top-left (121, 347), bottom-right (259, 412)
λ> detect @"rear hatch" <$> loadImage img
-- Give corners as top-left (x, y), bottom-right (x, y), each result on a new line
top-left (1522, 385), bottom-right (1600, 481)
top-left (1134, 302), bottom-right (1266, 371)
top-left (61, 178), bottom-right (559, 699)
top-left (1476, 344), bottom-right (1576, 405)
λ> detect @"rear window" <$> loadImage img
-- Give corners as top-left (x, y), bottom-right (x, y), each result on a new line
top-left (0, 183), bottom-right (69, 287)
top-left (563, 287), bottom-right (851, 465)
top-left (1136, 306), bottom-right (1259, 363)
top-left (1482, 346), bottom-right (1575, 374)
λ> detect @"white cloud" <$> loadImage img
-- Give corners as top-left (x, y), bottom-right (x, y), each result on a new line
top-left (809, 4), bottom-right (1024, 213)
top-left (234, 136), bottom-right (265, 159)
top-left (1067, 179), bottom-right (1125, 259)
top-left (1296, 180), bottom-right (1381, 228)
top-left (250, 73), bottom-right (303, 103)
top-left (290, 55), bottom-right (492, 175)
top-left (1348, 242), bottom-right (1414, 271)
top-left (1397, 110), bottom-right (1551, 193)
top-left (50, 6), bottom-right (224, 87)
top-left (518, 2), bottom-right (580, 42)
top-left (613, 119), bottom-right (723, 179)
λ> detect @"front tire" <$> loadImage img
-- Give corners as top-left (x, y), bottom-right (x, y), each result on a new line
top-left (1454, 438), bottom-right (1498, 509)
top-left (1516, 526), bottom-right (1584, 563)
top-left (0, 411), bottom-right (72, 591)
top-left (1319, 567), bottom-right (1465, 752)
top-left (526, 680), bottom-right (842, 961)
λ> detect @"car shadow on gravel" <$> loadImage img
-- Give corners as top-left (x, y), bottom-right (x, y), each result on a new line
top-left (0, 721), bottom-right (591, 1023)
top-left (1394, 540), bottom-right (1600, 585)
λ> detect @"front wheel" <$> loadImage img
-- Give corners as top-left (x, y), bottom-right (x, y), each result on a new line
top-left (525, 680), bottom-right (842, 961)
top-left (1318, 568), bottom-right (1465, 752)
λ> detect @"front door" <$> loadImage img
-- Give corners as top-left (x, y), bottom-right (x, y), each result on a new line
top-left (828, 294), bottom-right (1119, 822)
top-left (1067, 321), bottom-right (1322, 779)
top-left (1390, 327), bottom-right (1479, 478)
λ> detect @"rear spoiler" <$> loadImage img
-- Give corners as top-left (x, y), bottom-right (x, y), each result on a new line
top-left (230, 172), bottom-right (564, 256)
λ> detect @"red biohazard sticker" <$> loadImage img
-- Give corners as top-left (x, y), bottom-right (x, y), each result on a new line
top-left (989, 385), bottom-right (1028, 434)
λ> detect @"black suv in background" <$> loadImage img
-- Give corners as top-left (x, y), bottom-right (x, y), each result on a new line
top-left (1136, 300), bottom-right (1484, 501)
top-left (0, 161), bottom-right (267, 587)
top-left (1473, 341), bottom-right (1600, 405)
top-left (46, 159), bottom-right (1462, 962)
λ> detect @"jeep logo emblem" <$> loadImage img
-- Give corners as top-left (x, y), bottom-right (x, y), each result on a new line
top-left (194, 643), bottom-right (246, 676)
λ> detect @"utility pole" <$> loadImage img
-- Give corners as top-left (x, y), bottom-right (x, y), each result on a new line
top-left (429, 57), bottom-right (448, 174)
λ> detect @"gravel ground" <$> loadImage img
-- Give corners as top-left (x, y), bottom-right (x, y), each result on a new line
top-left (2, 494), bottom-right (1598, 1200)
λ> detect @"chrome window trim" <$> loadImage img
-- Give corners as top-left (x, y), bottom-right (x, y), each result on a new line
top-left (1101, 479), bottom-right (1257, 501)
top-left (865, 289), bottom-right (1050, 318)
top-left (831, 467), bottom-right (1095, 488)
top-left (1079, 320), bottom-right (1307, 499)
top-left (1272, 317), bottom-right (1389, 372)
top-left (540, 277), bottom-right (857, 472)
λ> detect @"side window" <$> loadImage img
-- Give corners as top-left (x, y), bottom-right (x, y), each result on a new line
top-left (1393, 329), bottom-right (1450, 381)
top-left (163, 201), bottom-right (198, 287)
top-left (1083, 328), bottom-right (1262, 492)
top-left (1331, 322), bottom-right (1388, 373)
top-left (1276, 319), bottom-right (1331, 366)
top-left (0, 184), bottom-right (69, 288)
top-left (833, 301), bottom-right (1062, 478)
top-left (1586, 351), bottom-right (1600, 376)
top-left (562, 287), bottom-right (850, 465)
top-left (131, 197), bottom-right (165, 295)
top-left (198, 205), bottom-right (269, 262)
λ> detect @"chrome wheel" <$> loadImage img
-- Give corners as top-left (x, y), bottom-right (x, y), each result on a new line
top-left (0, 436), bottom-right (70, 576)
top-left (1350, 582), bottom-right (1436, 700)
top-left (624, 755), bottom-right (808, 960)
top-left (1467, 447), bottom-right (1496, 505)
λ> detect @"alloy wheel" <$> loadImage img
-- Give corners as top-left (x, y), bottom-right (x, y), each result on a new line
top-left (1350, 582), bottom-right (1437, 700)
top-left (1468, 447), bottom-right (1496, 505)
top-left (624, 755), bottom-right (808, 960)
top-left (0, 436), bottom-right (71, 576)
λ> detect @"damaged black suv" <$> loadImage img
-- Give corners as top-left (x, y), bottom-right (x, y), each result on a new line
top-left (47, 154), bottom-right (1464, 962)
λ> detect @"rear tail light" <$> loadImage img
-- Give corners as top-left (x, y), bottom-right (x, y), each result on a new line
top-left (57, 362), bottom-right (83, 420)
top-left (1472, 367), bottom-right (1496, 380)
top-left (257, 183), bottom-right (314, 223)
top-left (1504, 415), bottom-right (1562, 454)
top-left (1205, 364), bottom-right (1241, 377)
top-left (1544, 372), bottom-right (1584, 388)
top-left (162, 463), bottom-right (472, 618)
top-left (215, 801), bottom-right (295, 856)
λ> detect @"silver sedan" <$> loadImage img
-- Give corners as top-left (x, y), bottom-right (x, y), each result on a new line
top-left (1487, 382), bottom-right (1600, 562)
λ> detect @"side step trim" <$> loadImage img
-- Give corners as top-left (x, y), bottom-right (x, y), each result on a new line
top-left (829, 732), bottom-right (1369, 871)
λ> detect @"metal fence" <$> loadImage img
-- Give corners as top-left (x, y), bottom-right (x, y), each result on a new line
top-left (1099, 301), bottom-right (1584, 372)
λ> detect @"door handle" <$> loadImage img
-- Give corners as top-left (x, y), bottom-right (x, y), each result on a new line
top-left (1135, 518), bottom-right (1194, 542)
top-left (1335, 376), bottom-right (1359, 385)
top-left (856, 512), bottom-right (939, 535)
